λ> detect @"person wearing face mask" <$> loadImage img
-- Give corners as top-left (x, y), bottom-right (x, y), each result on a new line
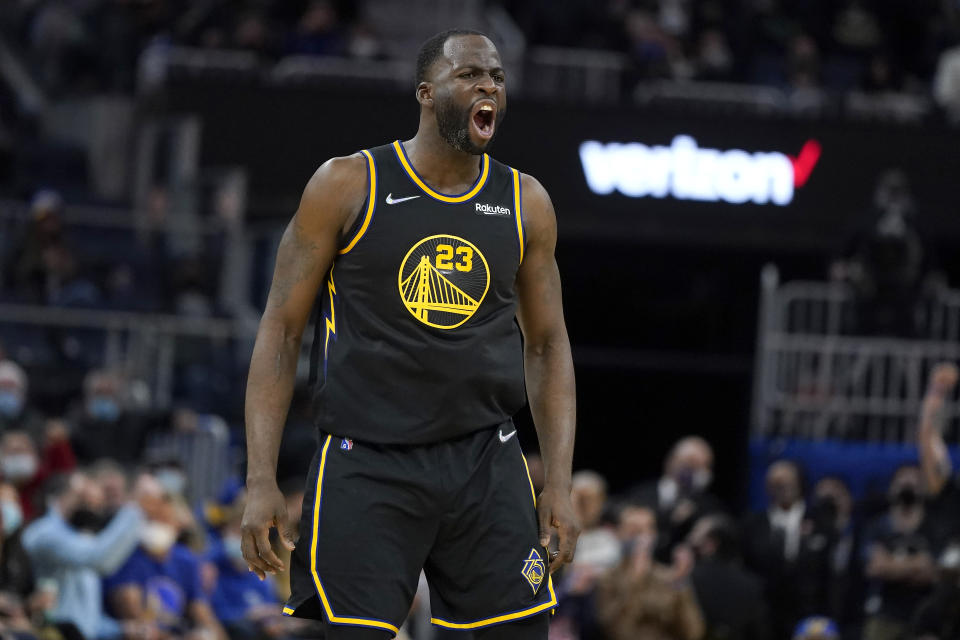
top-left (687, 515), bottom-right (768, 640)
top-left (861, 465), bottom-right (938, 640)
top-left (743, 460), bottom-right (831, 640)
top-left (595, 505), bottom-right (704, 640)
top-left (70, 370), bottom-right (146, 465)
top-left (627, 437), bottom-right (723, 561)
top-left (21, 470), bottom-right (152, 640)
top-left (809, 476), bottom-right (865, 636)
top-left (104, 478), bottom-right (227, 640)
top-left (0, 361), bottom-right (43, 439)
top-left (0, 428), bottom-right (76, 521)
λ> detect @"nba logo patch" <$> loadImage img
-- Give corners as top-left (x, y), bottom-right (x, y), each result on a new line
top-left (521, 548), bottom-right (545, 594)
top-left (340, 438), bottom-right (353, 451)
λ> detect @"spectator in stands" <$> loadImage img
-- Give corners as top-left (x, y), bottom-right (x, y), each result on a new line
top-left (0, 361), bottom-right (42, 437)
top-left (570, 470), bottom-right (620, 571)
top-left (627, 436), bottom-right (722, 560)
top-left (0, 428), bottom-right (75, 520)
top-left (909, 541), bottom-right (960, 640)
top-left (22, 470), bottom-right (156, 640)
top-left (861, 465), bottom-right (938, 640)
top-left (743, 460), bottom-right (830, 640)
top-left (6, 191), bottom-right (82, 305)
top-left (933, 34), bottom-right (960, 124)
top-left (70, 369), bottom-right (145, 464)
top-left (90, 458), bottom-right (130, 519)
top-left (917, 362), bottom-right (960, 541)
top-left (694, 28), bottom-right (734, 81)
top-left (688, 514), bottom-right (768, 640)
top-left (284, 0), bottom-right (346, 57)
top-left (810, 475), bottom-right (864, 633)
top-left (104, 477), bottom-right (227, 640)
top-left (0, 483), bottom-right (33, 600)
top-left (595, 504), bottom-right (704, 640)
top-left (552, 470), bottom-right (620, 639)
top-left (834, 170), bottom-right (934, 338)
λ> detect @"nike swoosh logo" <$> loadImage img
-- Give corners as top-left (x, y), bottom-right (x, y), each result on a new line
top-left (498, 429), bottom-right (517, 443)
top-left (385, 193), bottom-right (421, 205)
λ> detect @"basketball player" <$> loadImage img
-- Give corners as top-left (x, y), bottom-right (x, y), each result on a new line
top-left (241, 29), bottom-right (578, 640)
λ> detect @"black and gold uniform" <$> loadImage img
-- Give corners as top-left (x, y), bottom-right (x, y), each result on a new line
top-left (283, 141), bottom-right (556, 635)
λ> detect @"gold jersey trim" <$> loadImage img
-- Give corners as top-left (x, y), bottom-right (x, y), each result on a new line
top-left (392, 140), bottom-right (490, 203)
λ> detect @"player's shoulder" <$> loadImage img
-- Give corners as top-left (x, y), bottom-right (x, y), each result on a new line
top-left (300, 153), bottom-right (369, 209)
top-left (514, 171), bottom-right (555, 233)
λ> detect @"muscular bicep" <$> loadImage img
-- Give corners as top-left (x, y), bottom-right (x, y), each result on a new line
top-left (263, 156), bottom-right (367, 333)
top-left (516, 175), bottom-right (567, 344)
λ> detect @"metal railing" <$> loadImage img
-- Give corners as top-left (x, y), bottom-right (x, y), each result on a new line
top-left (0, 303), bottom-right (318, 410)
top-left (752, 265), bottom-right (960, 443)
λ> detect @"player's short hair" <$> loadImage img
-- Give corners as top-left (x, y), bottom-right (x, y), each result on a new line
top-left (415, 28), bottom-right (488, 85)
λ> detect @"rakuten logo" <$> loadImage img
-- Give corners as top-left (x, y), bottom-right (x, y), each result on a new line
top-left (475, 203), bottom-right (511, 216)
top-left (579, 135), bottom-right (820, 206)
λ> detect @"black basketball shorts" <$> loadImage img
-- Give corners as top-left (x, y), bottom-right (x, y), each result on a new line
top-left (281, 420), bottom-right (557, 636)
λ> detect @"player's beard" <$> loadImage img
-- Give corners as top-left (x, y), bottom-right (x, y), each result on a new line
top-left (435, 95), bottom-right (504, 155)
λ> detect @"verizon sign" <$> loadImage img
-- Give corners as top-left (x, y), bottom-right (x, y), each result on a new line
top-left (579, 135), bottom-right (820, 206)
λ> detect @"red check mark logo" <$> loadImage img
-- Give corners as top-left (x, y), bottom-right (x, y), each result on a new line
top-left (788, 140), bottom-right (821, 188)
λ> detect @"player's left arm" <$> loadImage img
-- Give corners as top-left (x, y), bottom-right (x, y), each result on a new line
top-left (515, 173), bottom-right (579, 573)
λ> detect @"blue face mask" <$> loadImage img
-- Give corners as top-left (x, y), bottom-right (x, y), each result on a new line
top-left (0, 391), bottom-right (23, 419)
top-left (87, 396), bottom-right (120, 422)
top-left (1, 500), bottom-right (23, 535)
top-left (223, 535), bottom-right (245, 567)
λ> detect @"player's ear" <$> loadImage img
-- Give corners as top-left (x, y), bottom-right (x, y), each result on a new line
top-left (416, 82), bottom-right (433, 108)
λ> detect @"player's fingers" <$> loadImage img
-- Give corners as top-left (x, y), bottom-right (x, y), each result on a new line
top-left (241, 531), bottom-right (268, 580)
top-left (550, 520), bottom-right (580, 574)
top-left (274, 506), bottom-right (296, 551)
top-left (254, 527), bottom-right (285, 573)
top-left (537, 505), bottom-right (553, 548)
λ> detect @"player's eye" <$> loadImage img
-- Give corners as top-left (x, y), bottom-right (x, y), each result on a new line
top-left (460, 71), bottom-right (474, 78)
top-left (493, 74), bottom-right (505, 83)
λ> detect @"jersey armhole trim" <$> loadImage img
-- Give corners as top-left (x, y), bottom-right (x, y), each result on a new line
top-left (512, 168), bottom-right (525, 265)
top-left (308, 435), bottom-right (401, 634)
top-left (339, 150), bottom-right (377, 255)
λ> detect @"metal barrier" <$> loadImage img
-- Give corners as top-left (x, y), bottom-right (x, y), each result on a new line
top-left (751, 265), bottom-right (960, 443)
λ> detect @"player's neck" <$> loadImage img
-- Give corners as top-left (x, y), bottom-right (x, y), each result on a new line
top-left (403, 127), bottom-right (483, 194)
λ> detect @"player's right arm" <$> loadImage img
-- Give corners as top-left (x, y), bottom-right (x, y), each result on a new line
top-left (918, 362), bottom-right (957, 496)
top-left (241, 155), bottom-right (368, 580)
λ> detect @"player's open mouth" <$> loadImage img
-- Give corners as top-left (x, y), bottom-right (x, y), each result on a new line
top-left (471, 102), bottom-right (496, 140)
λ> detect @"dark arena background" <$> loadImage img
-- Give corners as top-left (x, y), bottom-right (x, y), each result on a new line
top-left (2, 1), bottom-right (960, 639)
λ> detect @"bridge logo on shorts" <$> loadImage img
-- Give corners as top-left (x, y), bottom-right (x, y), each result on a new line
top-left (521, 548), bottom-right (545, 594)
top-left (398, 234), bottom-right (490, 330)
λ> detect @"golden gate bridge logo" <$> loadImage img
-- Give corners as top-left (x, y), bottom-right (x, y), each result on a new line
top-left (398, 234), bottom-right (490, 330)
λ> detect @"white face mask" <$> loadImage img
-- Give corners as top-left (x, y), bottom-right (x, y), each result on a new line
top-left (141, 521), bottom-right (177, 555)
top-left (1, 500), bottom-right (22, 535)
top-left (1, 454), bottom-right (37, 482)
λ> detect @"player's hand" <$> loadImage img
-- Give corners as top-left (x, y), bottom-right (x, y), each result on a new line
top-left (537, 484), bottom-right (580, 574)
top-left (241, 481), bottom-right (296, 580)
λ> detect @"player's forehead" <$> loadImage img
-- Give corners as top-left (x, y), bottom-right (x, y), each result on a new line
top-left (441, 35), bottom-right (502, 71)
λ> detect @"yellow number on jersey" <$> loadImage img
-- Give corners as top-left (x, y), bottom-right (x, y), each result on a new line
top-left (436, 244), bottom-right (454, 270)
top-left (455, 246), bottom-right (473, 272)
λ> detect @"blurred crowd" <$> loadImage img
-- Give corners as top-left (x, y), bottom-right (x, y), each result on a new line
top-left (511, 0), bottom-right (960, 91)
top-left (0, 0), bottom-right (382, 97)
top-left (541, 363), bottom-right (960, 640)
top-left (0, 352), bottom-right (325, 639)
top-left (2, 0), bottom-right (960, 113)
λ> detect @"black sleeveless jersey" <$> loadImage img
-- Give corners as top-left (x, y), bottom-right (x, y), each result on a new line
top-left (309, 140), bottom-right (528, 444)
